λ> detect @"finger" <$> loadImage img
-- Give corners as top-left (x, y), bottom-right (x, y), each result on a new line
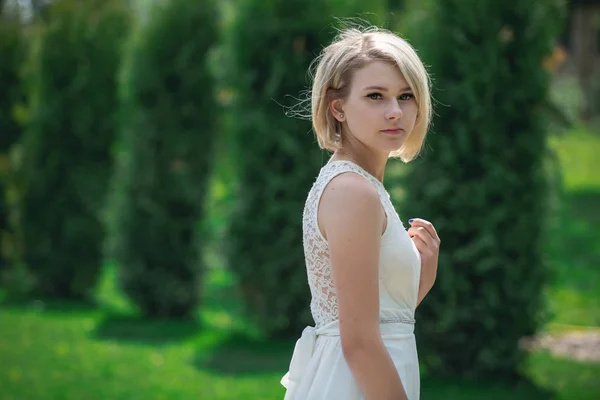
top-left (410, 234), bottom-right (428, 253)
top-left (408, 226), bottom-right (433, 245)
top-left (409, 218), bottom-right (439, 242)
top-left (414, 227), bottom-right (435, 248)
top-left (409, 218), bottom-right (437, 239)
top-left (409, 227), bottom-right (434, 249)
top-left (417, 226), bottom-right (435, 245)
top-left (410, 234), bottom-right (432, 256)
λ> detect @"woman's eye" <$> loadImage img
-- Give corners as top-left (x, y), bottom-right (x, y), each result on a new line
top-left (398, 93), bottom-right (415, 101)
top-left (367, 93), bottom-right (383, 100)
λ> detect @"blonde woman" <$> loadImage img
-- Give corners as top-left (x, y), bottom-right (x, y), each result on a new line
top-left (281, 27), bottom-right (440, 400)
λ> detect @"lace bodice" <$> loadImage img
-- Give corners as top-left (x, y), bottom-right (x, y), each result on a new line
top-left (302, 160), bottom-right (421, 328)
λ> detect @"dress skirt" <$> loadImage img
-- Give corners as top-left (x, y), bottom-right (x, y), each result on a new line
top-left (281, 320), bottom-right (420, 400)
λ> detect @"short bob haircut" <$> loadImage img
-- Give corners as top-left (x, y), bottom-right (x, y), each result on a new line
top-left (310, 27), bottom-right (432, 162)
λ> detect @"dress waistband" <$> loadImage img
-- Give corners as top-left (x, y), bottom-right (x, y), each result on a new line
top-left (281, 318), bottom-right (415, 398)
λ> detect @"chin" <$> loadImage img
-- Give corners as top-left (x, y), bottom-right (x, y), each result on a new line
top-left (381, 137), bottom-right (406, 152)
top-left (383, 129), bottom-right (409, 146)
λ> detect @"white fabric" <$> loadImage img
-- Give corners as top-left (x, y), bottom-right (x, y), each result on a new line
top-left (281, 160), bottom-right (422, 399)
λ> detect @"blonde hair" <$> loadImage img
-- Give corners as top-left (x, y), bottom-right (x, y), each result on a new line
top-left (310, 26), bottom-right (432, 162)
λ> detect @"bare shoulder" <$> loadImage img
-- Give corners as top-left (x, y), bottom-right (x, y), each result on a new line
top-left (318, 172), bottom-right (383, 240)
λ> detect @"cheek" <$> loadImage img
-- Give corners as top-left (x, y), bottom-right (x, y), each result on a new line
top-left (404, 103), bottom-right (419, 122)
top-left (347, 103), bottom-right (376, 126)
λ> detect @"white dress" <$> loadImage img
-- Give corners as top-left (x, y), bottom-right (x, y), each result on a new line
top-left (281, 160), bottom-right (422, 400)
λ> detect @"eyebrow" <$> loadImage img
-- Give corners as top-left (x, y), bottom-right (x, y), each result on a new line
top-left (363, 85), bottom-right (412, 92)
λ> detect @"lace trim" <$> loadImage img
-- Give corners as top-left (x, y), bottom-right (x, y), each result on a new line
top-left (303, 160), bottom-right (396, 327)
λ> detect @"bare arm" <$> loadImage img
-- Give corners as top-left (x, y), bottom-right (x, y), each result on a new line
top-left (409, 218), bottom-right (440, 307)
top-left (319, 173), bottom-right (408, 400)
top-left (417, 279), bottom-right (432, 306)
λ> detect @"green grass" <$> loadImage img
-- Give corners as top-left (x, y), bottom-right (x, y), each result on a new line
top-left (549, 125), bottom-right (600, 191)
top-left (0, 304), bottom-right (288, 400)
top-left (0, 125), bottom-right (598, 399)
top-left (545, 126), bottom-right (600, 329)
top-left (1, 302), bottom-right (599, 400)
top-left (543, 189), bottom-right (600, 329)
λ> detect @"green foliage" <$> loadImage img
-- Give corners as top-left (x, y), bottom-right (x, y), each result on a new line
top-left (106, 0), bottom-right (219, 318)
top-left (222, 0), bottom-right (344, 337)
top-left (221, 0), bottom-right (391, 338)
top-left (9, 0), bottom-right (130, 300)
top-left (0, 15), bottom-right (24, 152)
top-left (403, 0), bottom-right (565, 379)
top-left (0, 14), bottom-right (25, 278)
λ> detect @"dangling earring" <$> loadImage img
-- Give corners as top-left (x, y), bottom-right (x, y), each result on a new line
top-left (334, 112), bottom-right (344, 145)
top-left (335, 121), bottom-right (342, 145)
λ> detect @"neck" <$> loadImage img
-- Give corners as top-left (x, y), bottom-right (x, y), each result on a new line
top-left (331, 148), bottom-right (388, 183)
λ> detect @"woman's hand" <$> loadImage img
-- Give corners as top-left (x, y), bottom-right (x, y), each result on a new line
top-left (407, 218), bottom-right (440, 306)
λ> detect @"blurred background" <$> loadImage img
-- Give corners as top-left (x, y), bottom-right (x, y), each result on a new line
top-left (0, 0), bottom-right (598, 399)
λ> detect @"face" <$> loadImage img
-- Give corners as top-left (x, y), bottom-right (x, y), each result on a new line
top-left (332, 61), bottom-right (418, 154)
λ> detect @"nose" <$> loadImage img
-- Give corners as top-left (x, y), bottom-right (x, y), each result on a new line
top-left (385, 100), bottom-right (403, 120)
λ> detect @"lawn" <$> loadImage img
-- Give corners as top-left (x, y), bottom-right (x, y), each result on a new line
top-left (0, 126), bottom-right (599, 399)
top-left (545, 125), bottom-right (600, 330)
top-left (1, 301), bottom-right (599, 400)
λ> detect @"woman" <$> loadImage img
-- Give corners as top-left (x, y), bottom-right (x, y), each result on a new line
top-left (280, 26), bottom-right (440, 400)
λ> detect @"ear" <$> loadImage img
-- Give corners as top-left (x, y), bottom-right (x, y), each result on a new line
top-left (329, 99), bottom-right (345, 122)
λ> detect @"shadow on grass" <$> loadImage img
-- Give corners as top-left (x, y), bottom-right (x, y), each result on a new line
top-left (0, 297), bottom-right (99, 314)
top-left (195, 331), bottom-right (295, 376)
top-left (560, 189), bottom-right (600, 238)
top-left (546, 189), bottom-right (600, 323)
top-left (195, 330), bottom-right (559, 398)
top-left (568, 189), bottom-right (600, 214)
top-left (92, 314), bottom-right (200, 346)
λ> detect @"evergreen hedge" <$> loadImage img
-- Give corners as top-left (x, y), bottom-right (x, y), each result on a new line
top-left (11, 0), bottom-right (130, 299)
top-left (404, 0), bottom-right (564, 379)
top-left (0, 15), bottom-right (25, 278)
top-left (0, 15), bottom-right (23, 153)
top-left (0, 14), bottom-right (26, 283)
top-left (106, 0), bottom-right (219, 318)
top-left (223, 0), bottom-right (388, 337)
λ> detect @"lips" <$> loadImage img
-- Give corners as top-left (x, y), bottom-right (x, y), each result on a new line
top-left (381, 128), bottom-right (403, 134)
